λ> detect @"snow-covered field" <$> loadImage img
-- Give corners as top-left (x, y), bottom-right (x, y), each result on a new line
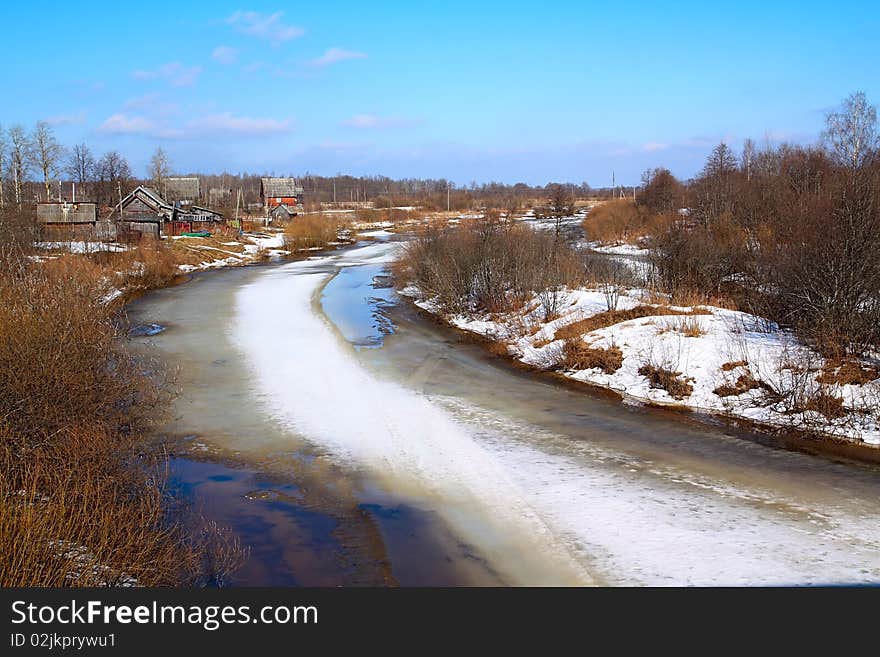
top-left (402, 286), bottom-right (880, 446)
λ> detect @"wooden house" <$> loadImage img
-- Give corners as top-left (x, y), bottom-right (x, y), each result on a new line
top-left (111, 186), bottom-right (173, 238)
top-left (260, 178), bottom-right (304, 221)
top-left (163, 177), bottom-right (201, 205)
top-left (170, 206), bottom-right (223, 235)
top-left (36, 201), bottom-right (116, 240)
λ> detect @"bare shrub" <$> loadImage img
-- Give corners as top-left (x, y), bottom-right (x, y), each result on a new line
top-left (638, 364), bottom-right (694, 399)
top-left (395, 219), bottom-right (583, 316)
top-left (0, 250), bottom-right (241, 586)
top-left (714, 373), bottom-right (770, 397)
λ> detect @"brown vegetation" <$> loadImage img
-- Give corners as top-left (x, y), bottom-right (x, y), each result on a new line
top-left (638, 364), bottom-right (694, 399)
top-left (560, 338), bottom-right (624, 373)
top-left (554, 305), bottom-right (710, 341)
top-left (0, 244), bottom-right (240, 586)
top-left (647, 93), bottom-right (880, 358)
top-left (583, 199), bottom-right (673, 245)
top-left (798, 391), bottom-right (848, 420)
top-left (714, 373), bottom-right (770, 397)
top-left (816, 360), bottom-right (880, 386)
top-left (283, 214), bottom-right (342, 250)
top-left (395, 218), bottom-right (584, 318)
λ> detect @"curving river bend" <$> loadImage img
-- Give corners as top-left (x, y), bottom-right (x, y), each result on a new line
top-left (127, 237), bottom-right (880, 586)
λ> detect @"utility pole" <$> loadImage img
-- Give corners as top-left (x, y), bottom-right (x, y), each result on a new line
top-left (447, 182), bottom-right (450, 212)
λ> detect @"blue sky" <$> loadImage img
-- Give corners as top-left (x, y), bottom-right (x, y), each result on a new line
top-left (1, 1), bottom-right (877, 185)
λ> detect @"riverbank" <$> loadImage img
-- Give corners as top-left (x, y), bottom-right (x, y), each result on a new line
top-left (399, 284), bottom-right (880, 457)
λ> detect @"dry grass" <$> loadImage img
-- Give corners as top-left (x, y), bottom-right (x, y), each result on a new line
top-left (283, 214), bottom-right (342, 250)
top-left (720, 360), bottom-right (749, 372)
top-left (554, 305), bottom-right (710, 341)
top-left (660, 315), bottom-right (707, 338)
top-left (0, 249), bottom-right (241, 586)
top-left (816, 360), bottom-right (880, 386)
top-left (560, 338), bottom-right (624, 373)
top-left (714, 373), bottom-right (770, 397)
top-left (638, 364), bottom-right (693, 399)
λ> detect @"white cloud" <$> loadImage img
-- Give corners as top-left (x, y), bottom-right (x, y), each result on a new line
top-left (212, 46), bottom-right (238, 65)
top-left (131, 62), bottom-right (202, 87)
top-left (98, 113), bottom-right (155, 135)
top-left (342, 114), bottom-right (413, 129)
top-left (310, 47), bottom-right (367, 68)
top-left (45, 110), bottom-right (87, 126)
top-left (226, 10), bottom-right (304, 45)
top-left (643, 142), bottom-right (668, 152)
top-left (188, 112), bottom-right (293, 136)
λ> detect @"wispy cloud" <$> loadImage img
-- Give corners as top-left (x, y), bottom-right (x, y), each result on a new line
top-left (98, 113), bottom-right (156, 135)
top-left (212, 45), bottom-right (238, 65)
top-left (189, 112), bottom-right (293, 136)
top-left (642, 142), bottom-right (668, 152)
top-left (131, 62), bottom-right (202, 87)
top-left (45, 110), bottom-right (87, 126)
top-left (98, 110), bottom-right (291, 139)
top-left (310, 48), bottom-right (367, 68)
top-left (342, 113), bottom-right (414, 129)
top-left (226, 10), bottom-right (304, 45)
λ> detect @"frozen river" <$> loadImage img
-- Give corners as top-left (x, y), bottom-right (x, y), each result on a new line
top-left (128, 238), bottom-right (880, 586)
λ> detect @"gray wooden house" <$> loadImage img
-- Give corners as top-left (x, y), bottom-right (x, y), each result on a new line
top-left (111, 186), bottom-right (174, 238)
top-left (163, 177), bottom-right (201, 205)
top-left (36, 201), bottom-right (117, 240)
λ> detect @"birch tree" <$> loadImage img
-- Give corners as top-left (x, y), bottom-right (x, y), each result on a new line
top-left (823, 91), bottom-right (877, 171)
top-left (8, 124), bottom-right (31, 210)
top-left (149, 148), bottom-right (170, 192)
top-left (32, 121), bottom-right (63, 202)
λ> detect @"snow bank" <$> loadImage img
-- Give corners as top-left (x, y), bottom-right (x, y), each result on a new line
top-left (37, 241), bottom-right (129, 253)
top-left (405, 286), bottom-right (880, 446)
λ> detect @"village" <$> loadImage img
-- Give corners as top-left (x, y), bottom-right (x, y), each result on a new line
top-left (36, 175), bottom-right (305, 240)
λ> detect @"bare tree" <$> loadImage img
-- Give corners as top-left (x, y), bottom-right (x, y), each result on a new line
top-left (66, 143), bottom-right (96, 196)
top-left (823, 91), bottom-right (877, 171)
top-left (8, 125), bottom-right (31, 210)
top-left (639, 168), bottom-right (683, 214)
top-left (97, 151), bottom-right (132, 208)
top-left (0, 125), bottom-right (6, 209)
top-left (546, 182), bottom-right (575, 239)
top-left (695, 141), bottom-right (739, 225)
top-left (31, 121), bottom-right (64, 202)
top-left (149, 147), bottom-right (171, 192)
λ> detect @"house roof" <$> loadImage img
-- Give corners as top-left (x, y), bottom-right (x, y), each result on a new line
top-left (113, 185), bottom-right (173, 217)
top-left (270, 203), bottom-right (295, 215)
top-left (163, 177), bottom-right (201, 200)
top-left (190, 205), bottom-right (222, 217)
top-left (261, 177), bottom-right (304, 197)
